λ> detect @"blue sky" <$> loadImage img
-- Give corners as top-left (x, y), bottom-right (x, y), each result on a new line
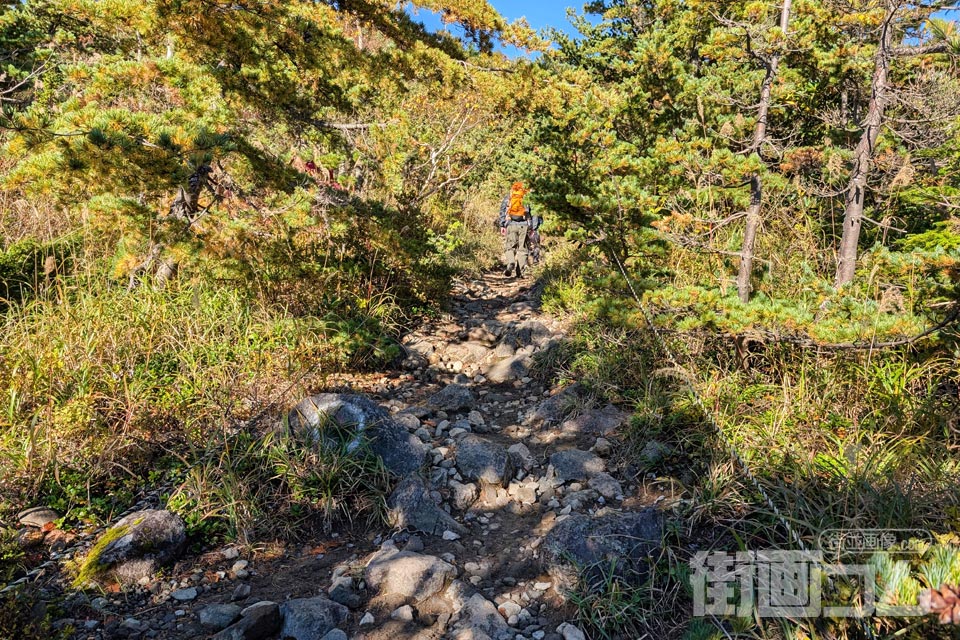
top-left (484, 1), bottom-right (580, 33)
top-left (407, 1), bottom-right (584, 56)
top-left (406, 3), bottom-right (960, 57)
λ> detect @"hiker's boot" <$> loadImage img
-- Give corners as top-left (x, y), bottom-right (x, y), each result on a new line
top-left (503, 266), bottom-right (513, 277)
top-left (515, 264), bottom-right (523, 279)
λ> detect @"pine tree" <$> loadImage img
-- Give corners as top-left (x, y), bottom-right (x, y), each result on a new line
top-left (833, 0), bottom-right (960, 287)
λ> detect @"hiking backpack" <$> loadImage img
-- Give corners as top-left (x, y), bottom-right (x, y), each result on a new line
top-left (507, 188), bottom-right (527, 221)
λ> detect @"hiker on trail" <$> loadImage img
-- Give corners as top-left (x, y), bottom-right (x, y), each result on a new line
top-left (497, 181), bottom-right (537, 278)
top-left (526, 214), bottom-right (543, 266)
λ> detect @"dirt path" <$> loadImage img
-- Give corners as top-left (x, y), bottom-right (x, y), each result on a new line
top-left (59, 273), bottom-right (662, 640)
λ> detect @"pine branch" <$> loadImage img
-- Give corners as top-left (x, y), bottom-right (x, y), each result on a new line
top-left (657, 304), bottom-right (960, 352)
top-left (890, 41), bottom-right (953, 56)
top-left (309, 119), bottom-right (394, 131)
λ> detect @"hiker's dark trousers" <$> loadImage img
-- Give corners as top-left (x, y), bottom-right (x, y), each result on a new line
top-left (503, 222), bottom-right (528, 271)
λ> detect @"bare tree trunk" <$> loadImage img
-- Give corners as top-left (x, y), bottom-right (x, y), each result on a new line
top-left (737, 174), bottom-right (763, 302)
top-left (154, 258), bottom-right (178, 288)
top-left (779, 0), bottom-right (792, 30)
top-left (834, 10), bottom-right (893, 288)
top-left (736, 0), bottom-right (790, 303)
top-left (128, 166), bottom-right (212, 290)
top-left (127, 242), bottom-right (163, 291)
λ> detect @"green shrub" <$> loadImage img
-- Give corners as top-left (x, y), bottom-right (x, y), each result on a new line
top-left (0, 588), bottom-right (70, 640)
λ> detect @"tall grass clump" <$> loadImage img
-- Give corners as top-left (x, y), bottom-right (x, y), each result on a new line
top-left (0, 274), bottom-right (402, 525)
top-left (167, 428), bottom-right (392, 543)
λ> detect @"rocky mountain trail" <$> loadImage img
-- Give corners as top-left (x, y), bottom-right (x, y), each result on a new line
top-left (15, 272), bottom-right (666, 640)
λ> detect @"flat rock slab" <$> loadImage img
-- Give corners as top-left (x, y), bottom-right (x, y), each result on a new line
top-left (388, 475), bottom-right (466, 536)
top-left (402, 340), bottom-right (435, 357)
top-left (542, 509), bottom-right (663, 592)
top-left (587, 472), bottom-right (623, 499)
top-left (508, 301), bottom-right (536, 313)
top-left (18, 507), bottom-right (59, 528)
top-left (171, 587), bottom-right (198, 601)
top-left (427, 384), bottom-right (476, 412)
top-left (365, 544), bottom-right (457, 604)
top-left (288, 394), bottom-right (427, 476)
top-left (560, 404), bottom-right (629, 435)
top-left (455, 435), bottom-right (513, 485)
top-left (279, 597), bottom-right (349, 640)
top-left (549, 449), bottom-right (606, 483)
top-left (485, 354), bottom-right (531, 384)
top-left (444, 342), bottom-right (492, 364)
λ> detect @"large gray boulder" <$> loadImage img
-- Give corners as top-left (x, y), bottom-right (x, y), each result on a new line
top-left (364, 543), bottom-right (457, 604)
top-left (388, 475), bottom-right (466, 536)
top-left (78, 510), bottom-right (185, 584)
top-left (448, 480), bottom-right (479, 511)
top-left (427, 384), bottom-right (476, 412)
top-left (212, 601), bottom-right (282, 640)
top-left (512, 320), bottom-right (552, 347)
top-left (542, 509), bottom-right (663, 591)
top-left (199, 604), bottom-right (243, 630)
top-left (455, 435), bottom-right (513, 485)
top-left (288, 394), bottom-right (427, 476)
top-left (507, 443), bottom-right (536, 472)
top-left (549, 449), bottom-right (606, 483)
top-left (451, 593), bottom-right (510, 640)
top-left (279, 597), bottom-right (348, 640)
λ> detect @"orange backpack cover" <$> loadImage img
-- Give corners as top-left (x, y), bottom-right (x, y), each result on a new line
top-left (507, 182), bottom-right (528, 220)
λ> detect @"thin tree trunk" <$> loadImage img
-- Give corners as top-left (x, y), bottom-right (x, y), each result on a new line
top-left (736, 0), bottom-right (790, 303)
top-left (127, 167), bottom-right (211, 290)
top-left (834, 10), bottom-right (893, 287)
top-left (738, 174), bottom-right (763, 302)
top-left (154, 258), bottom-right (178, 288)
top-left (780, 0), bottom-right (792, 30)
